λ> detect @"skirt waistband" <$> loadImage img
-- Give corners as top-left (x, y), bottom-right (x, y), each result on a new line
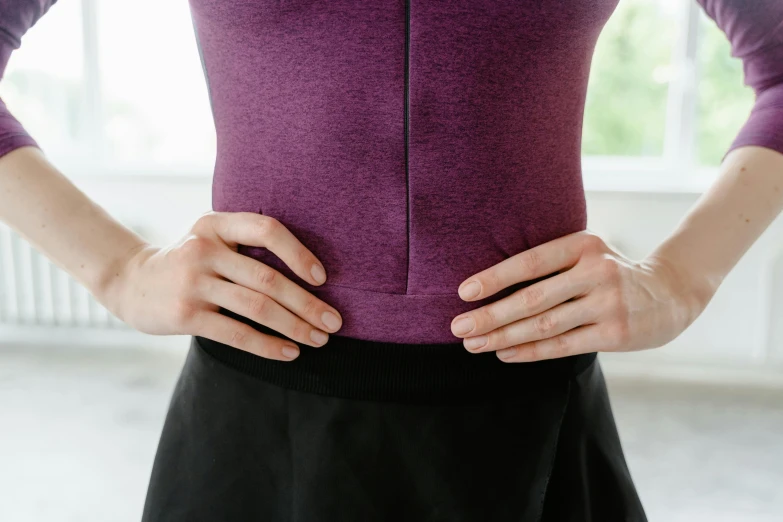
top-left (195, 308), bottom-right (597, 402)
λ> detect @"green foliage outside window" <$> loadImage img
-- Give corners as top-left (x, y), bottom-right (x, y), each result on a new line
top-left (695, 11), bottom-right (755, 166)
top-left (582, 0), bottom-right (675, 157)
top-left (582, 0), bottom-right (756, 167)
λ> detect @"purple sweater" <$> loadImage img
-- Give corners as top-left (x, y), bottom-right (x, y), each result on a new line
top-left (2, 1), bottom-right (783, 344)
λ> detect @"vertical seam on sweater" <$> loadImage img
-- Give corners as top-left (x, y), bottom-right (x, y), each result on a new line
top-left (403, 0), bottom-right (411, 294)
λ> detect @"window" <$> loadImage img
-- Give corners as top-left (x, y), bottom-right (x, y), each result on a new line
top-left (695, 8), bottom-right (755, 167)
top-left (96, 0), bottom-right (215, 169)
top-left (0, 0), bottom-right (761, 186)
top-left (0, 0), bottom-right (84, 163)
top-left (0, 0), bottom-right (215, 175)
top-left (582, 0), bottom-right (678, 158)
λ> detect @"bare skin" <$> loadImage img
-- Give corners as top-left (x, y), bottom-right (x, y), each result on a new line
top-left (0, 146), bottom-right (342, 361)
top-left (451, 146), bottom-right (783, 362)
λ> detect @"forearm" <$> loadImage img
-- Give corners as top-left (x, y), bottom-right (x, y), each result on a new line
top-left (0, 146), bottom-right (150, 302)
top-left (649, 145), bottom-right (783, 308)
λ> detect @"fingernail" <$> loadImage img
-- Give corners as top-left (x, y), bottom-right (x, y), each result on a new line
top-left (282, 344), bottom-right (300, 359)
top-left (451, 316), bottom-right (475, 336)
top-left (311, 264), bottom-right (326, 284)
top-left (321, 311), bottom-right (342, 331)
top-left (463, 335), bottom-right (488, 351)
top-left (459, 280), bottom-right (481, 300)
top-left (310, 329), bottom-right (328, 345)
top-left (497, 347), bottom-right (517, 360)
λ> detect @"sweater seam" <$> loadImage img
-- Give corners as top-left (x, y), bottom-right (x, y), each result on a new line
top-left (0, 134), bottom-right (39, 154)
top-left (0, 28), bottom-right (21, 50)
top-left (754, 79), bottom-right (783, 101)
top-left (738, 21), bottom-right (783, 63)
top-left (0, 133), bottom-right (35, 143)
top-left (403, 0), bottom-right (411, 295)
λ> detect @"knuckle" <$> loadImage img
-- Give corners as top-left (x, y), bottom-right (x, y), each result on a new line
top-left (536, 335), bottom-right (570, 359)
top-left (179, 235), bottom-right (213, 261)
top-left (533, 313), bottom-right (556, 335)
top-left (597, 256), bottom-right (620, 282)
top-left (296, 247), bottom-right (312, 265)
top-left (229, 328), bottom-right (248, 348)
top-left (525, 343), bottom-right (541, 361)
top-left (492, 328), bottom-right (508, 349)
top-left (302, 297), bottom-right (319, 318)
top-left (255, 266), bottom-right (278, 290)
top-left (247, 293), bottom-right (272, 318)
top-left (555, 332), bottom-right (570, 352)
top-left (480, 306), bottom-right (496, 330)
top-left (518, 285), bottom-right (544, 311)
top-left (485, 271), bottom-right (501, 292)
top-left (581, 232), bottom-right (606, 253)
top-left (192, 211), bottom-right (217, 233)
top-left (291, 321), bottom-right (309, 342)
top-left (520, 249), bottom-right (542, 273)
top-left (257, 215), bottom-right (280, 238)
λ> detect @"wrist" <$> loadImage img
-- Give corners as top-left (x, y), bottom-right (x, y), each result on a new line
top-left (644, 251), bottom-right (721, 326)
top-left (93, 240), bottom-right (154, 318)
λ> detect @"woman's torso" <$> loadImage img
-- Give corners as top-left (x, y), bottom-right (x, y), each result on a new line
top-left (188, 0), bottom-right (620, 343)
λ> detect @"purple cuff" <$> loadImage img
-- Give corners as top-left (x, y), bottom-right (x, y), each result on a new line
top-left (0, 133), bottom-right (40, 159)
top-left (726, 83), bottom-right (783, 160)
top-left (0, 95), bottom-right (39, 159)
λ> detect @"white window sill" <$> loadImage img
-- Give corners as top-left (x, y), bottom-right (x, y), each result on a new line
top-left (582, 166), bottom-right (720, 194)
top-left (53, 156), bottom-right (722, 195)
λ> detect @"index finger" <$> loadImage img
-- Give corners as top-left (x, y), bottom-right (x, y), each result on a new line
top-left (207, 212), bottom-right (328, 287)
top-left (457, 231), bottom-right (588, 301)
top-left (211, 250), bottom-right (343, 333)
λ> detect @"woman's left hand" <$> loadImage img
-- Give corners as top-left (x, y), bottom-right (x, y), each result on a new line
top-left (450, 230), bottom-right (716, 362)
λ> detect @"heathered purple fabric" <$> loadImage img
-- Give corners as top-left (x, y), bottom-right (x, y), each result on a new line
top-left (1, 1), bottom-right (783, 343)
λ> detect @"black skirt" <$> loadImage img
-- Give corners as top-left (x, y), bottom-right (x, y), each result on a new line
top-left (140, 311), bottom-right (647, 522)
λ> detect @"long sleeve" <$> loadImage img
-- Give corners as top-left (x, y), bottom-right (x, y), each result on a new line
top-left (697, 0), bottom-right (783, 160)
top-left (0, 0), bottom-right (58, 159)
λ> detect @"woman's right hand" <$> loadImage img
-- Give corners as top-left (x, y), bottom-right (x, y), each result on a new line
top-left (100, 211), bottom-right (343, 361)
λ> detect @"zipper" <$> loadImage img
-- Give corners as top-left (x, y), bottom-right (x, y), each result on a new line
top-left (403, 0), bottom-right (410, 294)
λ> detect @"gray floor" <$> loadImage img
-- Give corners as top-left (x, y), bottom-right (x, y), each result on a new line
top-left (0, 342), bottom-right (781, 522)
